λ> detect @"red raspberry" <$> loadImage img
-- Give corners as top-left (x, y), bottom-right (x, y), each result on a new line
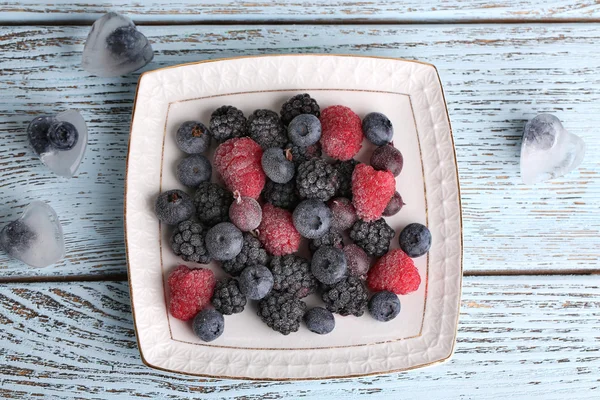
top-left (351, 163), bottom-right (395, 222)
top-left (367, 249), bottom-right (421, 295)
top-left (168, 265), bottom-right (216, 321)
top-left (257, 203), bottom-right (301, 256)
top-left (214, 137), bottom-right (265, 199)
top-left (319, 105), bottom-right (363, 161)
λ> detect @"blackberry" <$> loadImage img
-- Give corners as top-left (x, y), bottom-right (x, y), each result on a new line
top-left (221, 233), bottom-right (269, 276)
top-left (193, 182), bottom-right (233, 227)
top-left (210, 105), bottom-right (247, 143)
top-left (280, 93), bottom-right (320, 126)
top-left (258, 291), bottom-right (306, 335)
top-left (269, 254), bottom-right (318, 298)
top-left (261, 179), bottom-right (299, 210)
top-left (211, 278), bottom-right (246, 315)
top-left (296, 158), bottom-right (339, 202)
top-left (335, 159), bottom-right (358, 198)
top-left (170, 219), bottom-right (211, 264)
top-left (247, 109), bottom-right (287, 149)
top-left (309, 229), bottom-right (343, 253)
top-left (322, 276), bottom-right (369, 317)
top-left (286, 142), bottom-right (321, 166)
top-left (349, 218), bottom-right (395, 257)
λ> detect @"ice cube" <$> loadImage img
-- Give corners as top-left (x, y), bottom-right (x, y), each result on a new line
top-left (27, 110), bottom-right (88, 178)
top-left (520, 114), bottom-right (585, 184)
top-left (82, 12), bottom-right (153, 77)
top-left (0, 201), bottom-right (65, 268)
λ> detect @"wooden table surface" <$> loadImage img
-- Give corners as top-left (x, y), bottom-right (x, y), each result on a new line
top-left (0, 1), bottom-right (598, 398)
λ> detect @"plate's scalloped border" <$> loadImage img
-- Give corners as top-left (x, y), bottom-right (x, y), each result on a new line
top-left (124, 54), bottom-right (463, 380)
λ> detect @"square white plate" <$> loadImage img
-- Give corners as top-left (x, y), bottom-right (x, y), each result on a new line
top-left (125, 55), bottom-right (462, 380)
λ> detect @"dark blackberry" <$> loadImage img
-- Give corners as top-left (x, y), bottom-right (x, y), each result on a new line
top-left (296, 158), bottom-right (339, 202)
top-left (221, 233), bottom-right (269, 276)
top-left (211, 278), bottom-right (246, 315)
top-left (210, 105), bottom-right (247, 143)
top-left (309, 229), bottom-right (343, 253)
top-left (170, 219), bottom-right (211, 264)
top-left (258, 291), bottom-right (306, 335)
top-left (349, 218), bottom-right (395, 257)
top-left (286, 142), bottom-right (322, 166)
top-left (280, 93), bottom-right (320, 126)
top-left (322, 276), bottom-right (369, 317)
top-left (261, 179), bottom-right (299, 211)
top-left (193, 182), bottom-right (233, 227)
top-left (247, 109), bottom-right (287, 149)
top-left (335, 159), bottom-right (358, 198)
top-left (269, 254), bottom-right (318, 298)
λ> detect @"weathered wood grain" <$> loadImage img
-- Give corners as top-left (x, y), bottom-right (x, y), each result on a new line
top-left (0, 276), bottom-right (597, 398)
top-left (0, 24), bottom-right (599, 278)
top-left (1, 1), bottom-right (600, 23)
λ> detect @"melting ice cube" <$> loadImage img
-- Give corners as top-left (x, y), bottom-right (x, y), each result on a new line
top-left (0, 201), bottom-right (65, 268)
top-left (27, 110), bottom-right (88, 178)
top-left (520, 114), bottom-right (585, 184)
top-left (82, 12), bottom-right (153, 77)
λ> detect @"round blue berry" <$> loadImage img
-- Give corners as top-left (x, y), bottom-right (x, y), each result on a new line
top-left (287, 114), bottom-right (321, 147)
top-left (304, 307), bottom-right (335, 334)
top-left (311, 246), bottom-right (347, 285)
top-left (176, 121), bottom-right (211, 154)
top-left (399, 223), bottom-right (431, 258)
top-left (362, 112), bottom-right (393, 146)
top-left (154, 190), bottom-right (195, 225)
top-left (176, 154), bottom-right (212, 187)
top-left (368, 291), bottom-right (401, 322)
top-left (239, 265), bottom-right (274, 300)
top-left (48, 121), bottom-right (79, 151)
top-left (292, 199), bottom-right (332, 239)
top-left (205, 222), bottom-right (243, 261)
top-left (192, 308), bottom-right (224, 342)
top-left (261, 148), bottom-right (295, 184)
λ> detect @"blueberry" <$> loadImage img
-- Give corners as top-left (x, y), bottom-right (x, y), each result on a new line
top-left (0, 220), bottom-right (37, 258)
top-left (27, 116), bottom-right (55, 154)
top-left (106, 26), bottom-right (147, 60)
top-left (371, 144), bottom-right (403, 177)
top-left (362, 112), bottom-right (393, 146)
top-left (304, 307), bottom-right (335, 334)
top-left (382, 191), bottom-right (404, 217)
top-left (399, 223), bottom-right (431, 258)
top-left (176, 154), bottom-right (212, 187)
top-left (154, 190), bottom-right (195, 225)
top-left (239, 265), bottom-right (274, 300)
top-left (205, 222), bottom-right (243, 260)
top-left (368, 291), bottom-right (401, 322)
top-left (287, 114), bottom-right (321, 147)
top-left (176, 121), bottom-right (211, 154)
top-left (192, 308), bottom-right (224, 342)
top-left (311, 246), bottom-right (347, 285)
top-left (47, 121), bottom-right (79, 151)
top-left (261, 148), bottom-right (295, 184)
top-left (292, 199), bottom-right (332, 239)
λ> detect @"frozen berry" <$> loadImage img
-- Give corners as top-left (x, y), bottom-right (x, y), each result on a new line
top-left (383, 191), bottom-right (404, 216)
top-left (239, 265), bottom-right (273, 300)
top-left (369, 291), bottom-right (401, 322)
top-left (193, 182), bottom-right (233, 227)
top-left (229, 193), bottom-right (262, 232)
top-left (214, 137), bottom-right (265, 199)
top-left (176, 121), bottom-right (211, 154)
top-left (168, 265), bottom-right (216, 321)
top-left (349, 218), bottom-right (394, 257)
top-left (280, 93), bottom-right (320, 125)
top-left (248, 109), bottom-right (287, 149)
top-left (211, 278), bottom-right (246, 315)
top-left (28, 116), bottom-right (54, 154)
top-left (210, 105), bottom-right (247, 143)
top-left (193, 308), bottom-right (224, 342)
top-left (176, 154), bottom-right (212, 187)
top-left (304, 307), bottom-right (335, 335)
top-left (261, 179), bottom-right (299, 210)
top-left (311, 246), bottom-right (347, 285)
top-left (371, 144), bottom-right (403, 177)
top-left (205, 222), bottom-right (243, 261)
top-left (261, 147), bottom-right (295, 184)
top-left (292, 199), bottom-right (332, 239)
top-left (309, 229), bottom-right (343, 253)
top-left (0, 220), bottom-right (36, 260)
top-left (221, 232), bottom-right (268, 276)
top-left (322, 276), bottom-right (368, 317)
top-left (48, 121), bottom-right (78, 150)
top-left (288, 114), bottom-right (321, 147)
top-left (362, 112), bottom-right (393, 146)
top-left (155, 190), bottom-right (195, 225)
top-left (328, 197), bottom-right (357, 232)
top-left (257, 204), bottom-right (301, 256)
top-left (367, 249), bottom-right (421, 295)
top-left (335, 159), bottom-right (358, 199)
top-left (286, 141), bottom-right (322, 166)
top-left (319, 105), bottom-right (363, 161)
top-left (352, 163), bottom-right (395, 222)
top-left (343, 244), bottom-right (370, 279)
top-left (399, 223), bottom-right (431, 258)
top-left (296, 158), bottom-right (339, 202)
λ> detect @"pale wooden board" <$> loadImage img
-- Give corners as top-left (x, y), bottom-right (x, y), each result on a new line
top-left (1, 1), bottom-right (600, 23)
top-left (0, 24), bottom-right (599, 278)
top-left (0, 276), bottom-right (597, 398)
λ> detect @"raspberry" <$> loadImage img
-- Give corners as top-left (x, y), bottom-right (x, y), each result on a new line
top-left (367, 249), bottom-right (421, 295)
top-left (257, 204), bottom-right (301, 256)
top-left (168, 265), bottom-right (216, 321)
top-left (319, 105), bottom-right (363, 161)
top-left (214, 137), bottom-right (265, 199)
top-left (352, 163), bottom-right (395, 222)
